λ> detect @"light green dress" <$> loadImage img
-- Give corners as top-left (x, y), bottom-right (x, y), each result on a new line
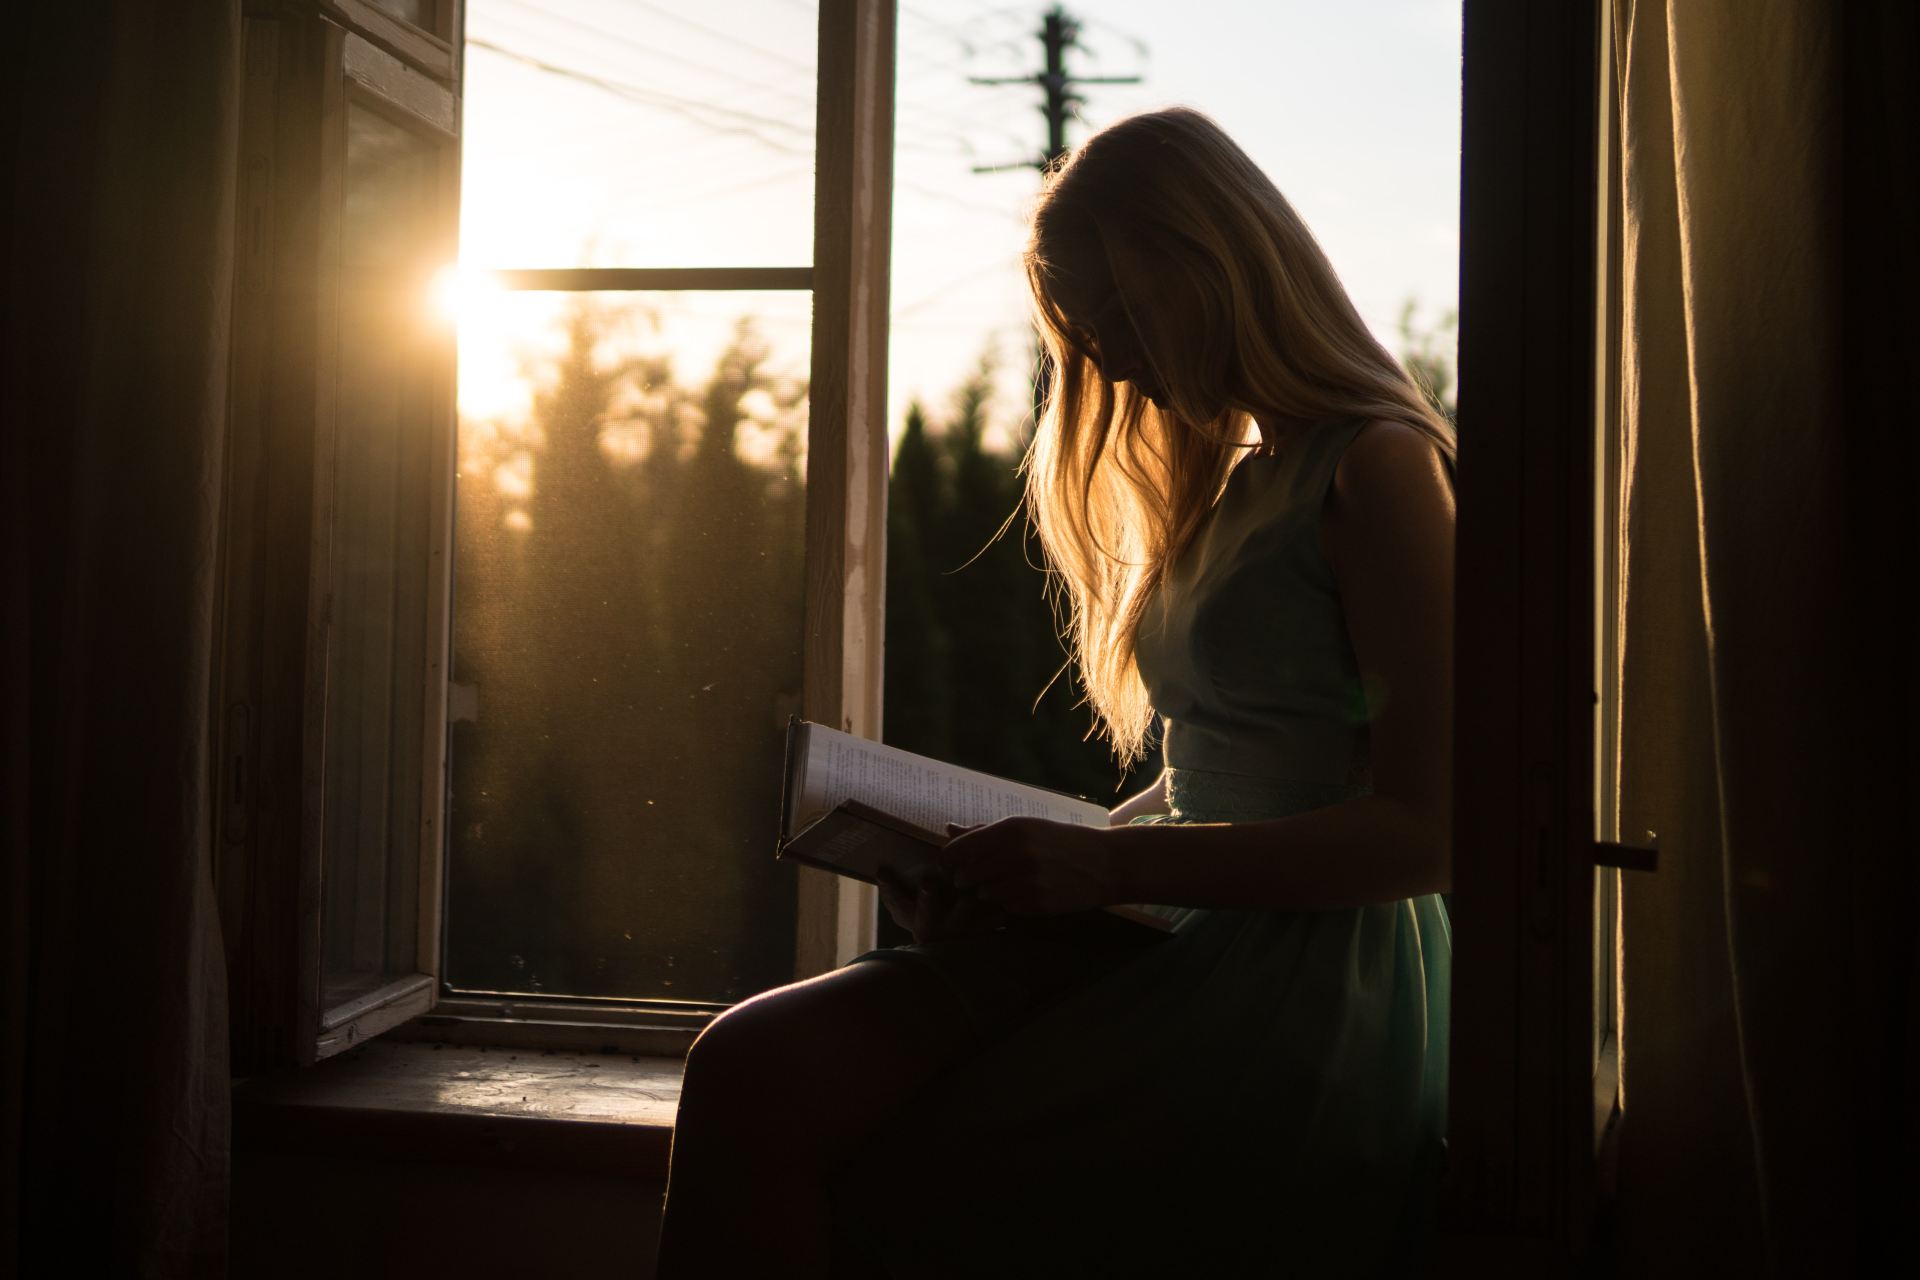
top-left (830, 416), bottom-right (1452, 1278)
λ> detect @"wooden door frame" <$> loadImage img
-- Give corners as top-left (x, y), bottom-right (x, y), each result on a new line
top-left (1434, 0), bottom-right (1607, 1268)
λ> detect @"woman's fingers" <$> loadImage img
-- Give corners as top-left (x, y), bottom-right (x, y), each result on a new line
top-left (875, 867), bottom-right (916, 932)
top-left (875, 857), bottom-right (1017, 944)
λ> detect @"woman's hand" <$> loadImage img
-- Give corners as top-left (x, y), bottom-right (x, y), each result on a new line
top-left (875, 864), bottom-right (1010, 945)
top-left (937, 817), bottom-right (1122, 916)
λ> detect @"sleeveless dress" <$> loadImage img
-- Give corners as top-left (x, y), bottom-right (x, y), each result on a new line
top-left (828, 415), bottom-right (1452, 1278)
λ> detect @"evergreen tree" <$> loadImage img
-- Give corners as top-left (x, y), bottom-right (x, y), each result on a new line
top-left (448, 301), bottom-right (806, 1004)
top-left (883, 400), bottom-right (953, 759)
top-left (926, 355), bottom-right (1047, 783)
top-left (882, 348), bottom-right (1160, 813)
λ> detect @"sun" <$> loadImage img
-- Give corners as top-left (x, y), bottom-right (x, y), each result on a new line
top-left (431, 262), bottom-right (505, 327)
top-left (429, 263), bottom-right (542, 422)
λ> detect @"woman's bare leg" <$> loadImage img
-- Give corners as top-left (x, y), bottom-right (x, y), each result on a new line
top-left (654, 957), bottom-right (974, 1279)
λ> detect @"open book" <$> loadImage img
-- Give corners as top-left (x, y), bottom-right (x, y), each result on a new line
top-left (775, 718), bottom-right (1174, 937)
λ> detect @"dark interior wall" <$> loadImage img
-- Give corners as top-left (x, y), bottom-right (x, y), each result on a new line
top-left (4, 3), bottom-right (238, 1273)
top-left (231, 1150), bottom-right (664, 1280)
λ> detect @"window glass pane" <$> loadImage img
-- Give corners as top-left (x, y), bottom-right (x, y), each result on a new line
top-left (368, 0), bottom-right (433, 30)
top-left (324, 103), bottom-right (447, 1009)
top-left (447, 289), bottom-right (810, 1005)
top-left (460, 0), bottom-right (818, 269)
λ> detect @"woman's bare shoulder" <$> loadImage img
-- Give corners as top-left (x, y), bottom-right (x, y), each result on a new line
top-left (1333, 419), bottom-right (1450, 491)
top-left (1321, 419), bottom-right (1455, 564)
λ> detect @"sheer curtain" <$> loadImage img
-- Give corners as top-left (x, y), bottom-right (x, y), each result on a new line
top-left (2, 3), bottom-right (239, 1274)
top-left (1612, 0), bottom-right (1914, 1271)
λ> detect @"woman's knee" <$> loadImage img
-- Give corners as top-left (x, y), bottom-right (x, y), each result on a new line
top-left (678, 959), bottom-right (970, 1141)
top-left (681, 986), bottom-right (806, 1113)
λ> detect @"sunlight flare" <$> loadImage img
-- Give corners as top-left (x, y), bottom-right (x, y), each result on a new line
top-left (432, 262), bottom-right (507, 327)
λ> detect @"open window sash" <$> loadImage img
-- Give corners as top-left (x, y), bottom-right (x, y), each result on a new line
top-left (216, 9), bottom-right (461, 1070)
top-left (220, 0), bottom-right (897, 1065)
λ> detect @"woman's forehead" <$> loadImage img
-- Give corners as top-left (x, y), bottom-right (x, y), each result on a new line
top-left (1043, 229), bottom-right (1110, 282)
top-left (1040, 236), bottom-right (1114, 312)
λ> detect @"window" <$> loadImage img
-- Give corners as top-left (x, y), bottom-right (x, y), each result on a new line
top-left (214, 0), bottom-right (894, 1068)
top-left (218, 1), bottom-right (1629, 1264)
top-left (421, 0), bottom-right (893, 1050)
top-left (1432, 0), bottom-right (1633, 1266)
top-left (1592, 0), bottom-right (1628, 1165)
top-left (217, 2), bottom-right (462, 1068)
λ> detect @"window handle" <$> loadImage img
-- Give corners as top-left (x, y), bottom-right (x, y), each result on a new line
top-left (1593, 834), bottom-right (1659, 873)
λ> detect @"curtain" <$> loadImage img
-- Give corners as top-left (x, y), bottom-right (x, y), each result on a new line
top-left (2, 2), bottom-right (240, 1274)
top-left (1612, 0), bottom-right (1916, 1272)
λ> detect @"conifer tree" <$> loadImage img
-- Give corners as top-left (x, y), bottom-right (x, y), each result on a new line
top-left (883, 400), bottom-right (953, 759)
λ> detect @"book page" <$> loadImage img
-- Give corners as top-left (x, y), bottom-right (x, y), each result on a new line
top-left (788, 722), bottom-right (1107, 837)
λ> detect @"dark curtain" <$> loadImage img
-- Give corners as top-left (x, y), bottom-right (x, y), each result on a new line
top-left (1611, 0), bottom-right (1916, 1271)
top-left (3, 2), bottom-right (240, 1274)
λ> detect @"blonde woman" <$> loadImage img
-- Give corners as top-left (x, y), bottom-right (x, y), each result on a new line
top-left (657, 107), bottom-right (1455, 1278)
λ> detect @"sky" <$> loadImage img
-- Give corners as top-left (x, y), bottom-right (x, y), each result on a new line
top-left (453, 0), bottom-right (1463, 452)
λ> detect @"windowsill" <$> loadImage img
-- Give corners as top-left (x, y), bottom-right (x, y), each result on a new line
top-left (232, 1038), bottom-right (683, 1179)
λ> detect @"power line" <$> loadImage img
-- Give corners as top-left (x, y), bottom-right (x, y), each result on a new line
top-left (611, 0), bottom-right (819, 79)
top-left (469, 38), bottom-right (815, 152)
top-left (469, 36), bottom-right (975, 165)
top-left (902, 2), bottom-right (1029, 54)
top-left (494, 0), bottom-right (820, 117)
top-left (1075, 13), bottom-right (1154, 61)
top-left (896, 179), bottom-right (1033, 224)
top-left (487, 1), bottom-right (973, 155)
top-left (893, 254), bottom-right (1029, 319)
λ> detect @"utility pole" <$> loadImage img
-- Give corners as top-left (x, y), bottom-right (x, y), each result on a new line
top-left (971, 5), bottom-right (1143, 433)
top-left (971, 5), bottom-right (1141, 176)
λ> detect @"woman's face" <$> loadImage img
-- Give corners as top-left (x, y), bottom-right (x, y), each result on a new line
top-left (1044, 231), bottom-right (1168, 408)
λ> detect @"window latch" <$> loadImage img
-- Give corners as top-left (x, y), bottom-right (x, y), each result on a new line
top-left (1593, 834), bottom-right (1659, 873)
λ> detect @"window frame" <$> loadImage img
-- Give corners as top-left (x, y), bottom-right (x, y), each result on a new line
top-left (221, 7), bottom-right (1639, 1265)
top-left (221, 0), bottom-right (898, 1068)
top-left (216, 3), bottom-right (463, 1072)
top-left (315, 53), bottom-right (461, 1050)
top-left (1430, 0), bottom-right (1623, 1266)
top-left (320, 0), bottom-right (460, 79)
top-left (1591, 0), bottom-right (1627, 1178)
top-left (387, 0), bottom-right (896, 1056)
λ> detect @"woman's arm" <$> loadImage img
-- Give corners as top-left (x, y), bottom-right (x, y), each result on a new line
top-left (1107, 769), bottom-right (1170, 826)
top-left (1099, 795), bottom-right (1446, 911)
top-left (947, 420), bottom-right (1454, 914)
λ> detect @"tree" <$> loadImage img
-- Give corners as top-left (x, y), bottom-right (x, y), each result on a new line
top-left (448, 300), bottom-right (808, 1004)
top-left (883, 400), bottom-right (952, 756)
top-left (1398, 297), bottom-right (1459, 424)
top-left (882, 348), bottom-right (1158, 804)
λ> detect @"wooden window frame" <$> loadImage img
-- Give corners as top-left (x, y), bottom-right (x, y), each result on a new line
top-left (1591, 0), bottom-right (1627, 1185)
top-left (223, 8), bottom-right (1645, 1270)
top-left (321, 0), bottom-right (460, 80)
top-left (218, 3), bottom-right (464, 1073)
top-left (221, 0), bottom-right (899, 1070)
top-left (319, 0), bottom-right (893, 1060)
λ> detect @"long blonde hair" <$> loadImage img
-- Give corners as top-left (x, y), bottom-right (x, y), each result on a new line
top-left (1023, 106), bottom-right (1457, 768)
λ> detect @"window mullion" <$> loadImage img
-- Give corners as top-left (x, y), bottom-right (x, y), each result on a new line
top-left (795, 0), bottom-right (897, 978)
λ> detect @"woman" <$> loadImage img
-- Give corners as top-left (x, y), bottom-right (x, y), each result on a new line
top-left (656, 107), bottom-right (1455, 1278)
